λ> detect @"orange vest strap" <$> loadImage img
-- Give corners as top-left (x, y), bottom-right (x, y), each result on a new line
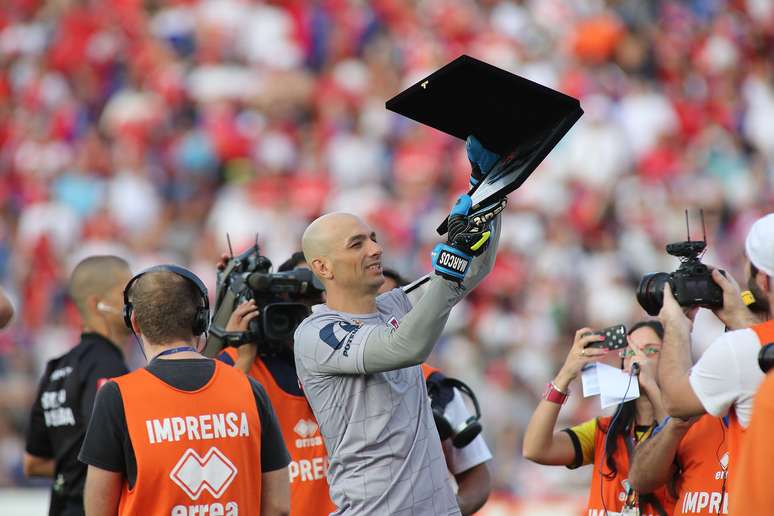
top-left (421, 363), bottom-right (440, 381)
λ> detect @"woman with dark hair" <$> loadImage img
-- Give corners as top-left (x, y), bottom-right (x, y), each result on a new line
top-left (523, 320), bottom-right (674, 515)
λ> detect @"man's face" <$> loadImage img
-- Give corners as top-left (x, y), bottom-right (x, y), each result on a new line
top-left (746, 260), bottom-right (771, 315)
top-left (329, 217), bottom-right (385, 294)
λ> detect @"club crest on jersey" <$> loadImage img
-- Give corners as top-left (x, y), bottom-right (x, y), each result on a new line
top-left (388, 317), bottom-right (400, 329)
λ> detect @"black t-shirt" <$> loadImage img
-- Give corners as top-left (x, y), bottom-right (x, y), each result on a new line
top-left (25, 333), bottom-right (129, 514)
top-left (78, 358), bottom-right (290, 489)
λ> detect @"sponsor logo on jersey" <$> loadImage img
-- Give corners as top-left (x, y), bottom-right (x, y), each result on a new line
top-left (41, 389), bottom-right (75, 427)
top-left (170, 447), bottom-right (237, 500)
top-left (293, 418), bottom-right (322, 448)
top-left (319, 321), bottom-right (360, 356)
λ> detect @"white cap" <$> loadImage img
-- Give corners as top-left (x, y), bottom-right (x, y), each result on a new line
top-left (745, 213), bottom-right (774, 277)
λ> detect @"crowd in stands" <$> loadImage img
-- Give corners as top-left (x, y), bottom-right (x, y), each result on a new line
top-left (0, 0), bottom-right (772, 501)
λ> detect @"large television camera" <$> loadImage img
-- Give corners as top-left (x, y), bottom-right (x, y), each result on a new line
top-left (203, 240), bottom-right (324, 357)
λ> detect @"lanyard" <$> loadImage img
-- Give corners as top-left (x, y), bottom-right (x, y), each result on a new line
top-left (154, 346), bottom-right (197, 360)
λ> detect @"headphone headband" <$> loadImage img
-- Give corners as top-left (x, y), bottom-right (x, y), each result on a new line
top-left (122, 264), bottom-right (210, 336)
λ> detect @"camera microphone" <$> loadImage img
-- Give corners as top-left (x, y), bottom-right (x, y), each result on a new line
top-left (631, 362), bottom-right (640, 376)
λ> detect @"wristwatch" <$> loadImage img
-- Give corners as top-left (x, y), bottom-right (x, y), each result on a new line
top-left (544, 382), bottom-right (570, 405)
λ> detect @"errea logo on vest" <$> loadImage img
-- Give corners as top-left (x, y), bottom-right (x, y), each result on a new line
top-left (293, 419), bottom-right (322, 448)
top-left (146, 412), bottom-right (250, 444)
top-left (170, 447), bottom-right (239, 516)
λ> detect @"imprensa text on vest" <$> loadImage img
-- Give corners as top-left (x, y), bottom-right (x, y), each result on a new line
top-left (145, 412), bottom-right (250, 444)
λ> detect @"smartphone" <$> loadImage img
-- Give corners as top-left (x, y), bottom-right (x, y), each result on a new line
top-left (585, 324), bottom-right (628, 350)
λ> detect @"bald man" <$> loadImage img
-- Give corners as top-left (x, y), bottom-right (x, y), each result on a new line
top-left (294, 194), bottom-right (502, 515)
top-left (24, 255), bottom-right (132, 516)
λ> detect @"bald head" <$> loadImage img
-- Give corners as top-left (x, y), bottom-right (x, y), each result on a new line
top-left (302, 212), bottom-right (363, 264)
top-left (69, 255), bottom-right (130, 316)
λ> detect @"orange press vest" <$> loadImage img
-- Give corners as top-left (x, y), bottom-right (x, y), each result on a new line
top-left (723, 319), bottom-right (774, 501)
top-left (113, 360), bottom-right (263, 516)
top-left (727, 320), bottom-right (774, 515)
top-left (585, 416), bottom-right (675, 516)
top-left (673, 414), bottom-right (729, 515)
top-left (224, 348), bottom-right (336, 516)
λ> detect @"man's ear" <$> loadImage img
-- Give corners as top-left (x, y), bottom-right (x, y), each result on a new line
top-left (312, 257), bottom-right (333, 280)
top-left (130, 310), bottom-right (142, 336)
top-left (755, 270), bottom-right (771, 295)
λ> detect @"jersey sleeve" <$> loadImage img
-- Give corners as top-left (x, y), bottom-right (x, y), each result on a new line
top-left (294, 314), bottom-right (374, 376)
top-left (443, 389), bottom-right (492, 474)
top-left (78, 381), bottom-right (128, 473)
top-left (563, 418), bottom-right (598, 469)
top-left (25, 365), bottom-right (54, 458)
top-left (689, 333), bottom-right (744, 418)
top-left (248, 377), bottom-right (291, 472)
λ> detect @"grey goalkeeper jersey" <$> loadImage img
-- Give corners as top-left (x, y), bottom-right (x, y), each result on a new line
top-left (294, 288), bottom-right (460, 516)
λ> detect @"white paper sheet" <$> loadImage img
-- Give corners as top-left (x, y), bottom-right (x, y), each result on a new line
top-left (581, 361), bottom-right (640, 409)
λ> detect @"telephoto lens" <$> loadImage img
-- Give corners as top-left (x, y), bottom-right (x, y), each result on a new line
top-left (636, 273), bottom-right (671, 316)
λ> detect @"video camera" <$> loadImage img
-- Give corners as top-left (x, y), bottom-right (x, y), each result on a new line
top-left (637, 212), bottom-right (724, 316)
top-left (203, 239), bottom-right (324, 357)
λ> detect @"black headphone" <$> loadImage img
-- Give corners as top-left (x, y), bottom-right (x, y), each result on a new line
top-left (758, 343), bottom-right (774, 373)
top-left (426, 372), bottom-right (482, 448)
top-left (122, 264), bottom-right (210, 337)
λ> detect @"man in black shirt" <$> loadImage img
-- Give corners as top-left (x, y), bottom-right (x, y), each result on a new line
top-left (79, 265), bottom-right (290, 516)
top-left (24, 255), bottom-right (133, 516)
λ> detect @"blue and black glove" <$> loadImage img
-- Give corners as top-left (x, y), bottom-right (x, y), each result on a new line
top-left (431, 194), bottom-right (506, 282)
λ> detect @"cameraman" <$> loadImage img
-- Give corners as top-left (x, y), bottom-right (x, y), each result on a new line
top-left (23, 256), bottom-right (132, 516)
top-left (657, 213), bottom-right (774, 493)
top-left (217, 252), bottom-right (337, 516)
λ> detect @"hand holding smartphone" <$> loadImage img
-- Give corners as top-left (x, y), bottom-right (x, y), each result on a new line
top-left (584, 324), bottom-right (628, 350)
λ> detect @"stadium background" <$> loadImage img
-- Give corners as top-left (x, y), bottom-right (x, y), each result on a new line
top-left (0, 0), bottom-right (772, 513)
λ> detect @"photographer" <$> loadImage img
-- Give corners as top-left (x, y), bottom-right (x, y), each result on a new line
top-left (657, 213), bottom-right (774, 493)
top-left (24, 255), bottom-right (132, 516)
top-left (78, 265), bottom-right (291, 516)
top-left (292, 139), bottom-right (503, 515)
top-left (523, 321), bottom-right (674, 515)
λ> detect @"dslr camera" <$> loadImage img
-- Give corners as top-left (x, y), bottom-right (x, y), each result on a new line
top-left (637, 239), bottom-right (723, 316)
top-left (205, 240), bottom-right (324, 356)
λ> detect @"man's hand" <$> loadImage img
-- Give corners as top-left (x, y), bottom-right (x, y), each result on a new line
top-left (710, 268), bottom-right (757, 330)
top-left (467, 135), bottom-right (500, 188)
top-left (432, 194), bottom-right (505, 282)
top-left (226, 300), bottom-right (260, 370)
top-left (658, 283), bottom-right (692, 334)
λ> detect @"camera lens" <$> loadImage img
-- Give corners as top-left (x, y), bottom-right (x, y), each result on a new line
top-left (759, 344), bottom-right (774, 373)
top-left (636, 272), bottom-right (670, 316)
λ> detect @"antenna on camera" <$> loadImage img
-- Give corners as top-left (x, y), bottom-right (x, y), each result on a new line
top-left (685, 209), bottom-right (691, 242)
top-left (226, 233), bottom-right (234, 259)
top-left (700, 209), bottom-right (707, 243)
